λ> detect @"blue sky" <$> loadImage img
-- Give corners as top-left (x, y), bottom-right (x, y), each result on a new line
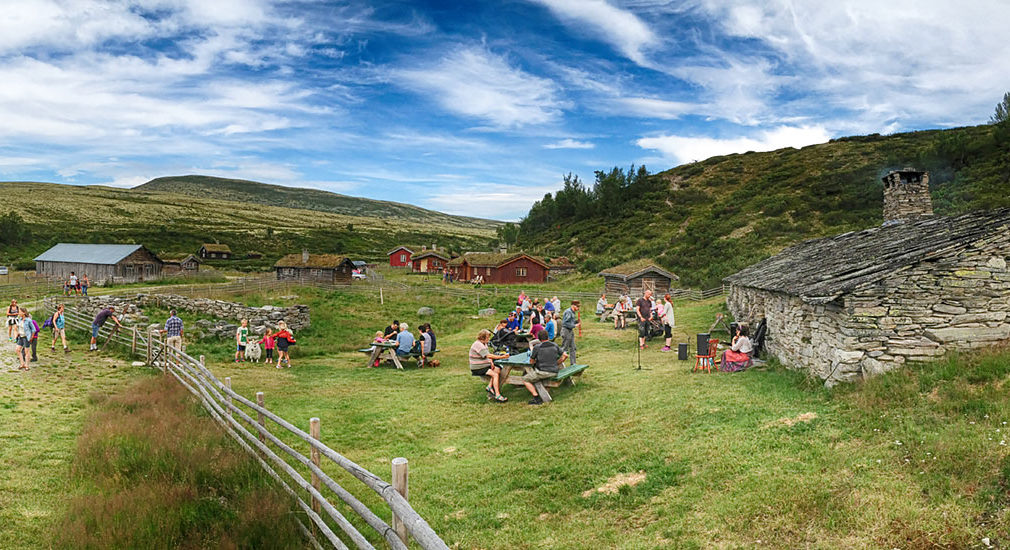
top-left (2, 0), bottom-right (1008, 220)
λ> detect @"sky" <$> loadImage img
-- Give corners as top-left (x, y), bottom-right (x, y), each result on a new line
top-left (2, 0), bottom-right (1009, 220)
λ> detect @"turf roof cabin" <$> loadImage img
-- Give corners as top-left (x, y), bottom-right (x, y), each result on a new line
top-left (274, 251), bottom-right (356, 285)
top-left (35, 243), bottom-right (163, 285)
top-left (599, 260), bottom-right (678, 298)
top-left (453, 252), bottom-right (550, 284)
top-left (160, 254), bottom-right (201, 274)
top-left (725, 208), bottom-right (1010, 386)
top-left (547, 256), bottom-right (576, 275)
top-left (411, 250), bottom-right (450, 273)
top-left (199, 243), bottom-right (232, 260)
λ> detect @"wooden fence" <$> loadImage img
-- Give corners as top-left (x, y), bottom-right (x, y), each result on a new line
top-left (47, 297), bottom-right (448, 550)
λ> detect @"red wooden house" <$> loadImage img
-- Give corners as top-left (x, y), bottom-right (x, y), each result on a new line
top-left (387, 246), bottom-right (413, 268)
top-left (453, 252), bottom-right (550, 284)
top-left (411, 250), bottom-right (450, 273)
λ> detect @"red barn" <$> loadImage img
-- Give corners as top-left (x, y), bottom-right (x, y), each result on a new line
top-left (456, 252), bottom-right (549, 284)
top-left (387, 246), bottom-right (413, 268)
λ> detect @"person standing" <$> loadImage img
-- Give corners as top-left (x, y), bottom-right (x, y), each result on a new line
top-left (636, 290), bottom-right (653, 350)
top-left (661, 294), bottom-right (675, 352)
top-left (235, 319), bottom-right (249, 363)
top-left (560, 300), bottom-right (580, 366)
top-left (15, 308), bottom-right (32, 370)
top-left (551, 296), bottom-right (561, 317)
top-left (50, 304), bottom-right (69, 353)
top-left (26, 310), bottom-right (40, 362)
top-left (81, 274), bottom-right (89, 296)
top-left (69, 272), bottom-right (79, 295)
top-left (274, 321), bottom-right (296, 368)
top-left (7, 299), bottom-right (19, 341)
top-left (163, 309), bottom-right (184, 352)
top-left (90, 306), bottom-right (121, 351)
top-left (521, 295), bottom-right (532, 328)
top-left (596, 294), bottom-right (607, 320)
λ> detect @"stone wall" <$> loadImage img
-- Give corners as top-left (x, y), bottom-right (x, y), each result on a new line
top-left (882, 170), bottom-right (933, 222)
top-left (729, 241), bottom-right (1010, 386)
top-left (75, 293), bottom-right (310, 337)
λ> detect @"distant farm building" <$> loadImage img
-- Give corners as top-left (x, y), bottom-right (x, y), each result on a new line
top-left (274, 251), bottom-right (355, 285)
top-left (548, 256), bottom-right (576, 275)
top-left (725, 169), bottom-right (1010, 385)
top-left (452, 252), bottom-right (549, 284)
top-left (599, 260), bottom-right (678, 298)
top-left (388, 246), bottom-right (413, 268)
top-left (161, 254), bottom-right (201, 274)
top-left (199, 243), bottom-right (232, 260)
top-left (35, 243), bottom-right (164, 285)
top-left (412, 250), bottom-right (450, 273)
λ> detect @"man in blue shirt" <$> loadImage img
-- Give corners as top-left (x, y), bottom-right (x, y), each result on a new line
top-left (162, 309), bottom-right (184, 351)
top-left (395, 323), bottom-right (416, 357)
top-left (505, 312), bottom-right (521, 332)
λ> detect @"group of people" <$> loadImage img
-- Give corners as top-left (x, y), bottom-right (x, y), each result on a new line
top-left (62, 272), bottom-right (89, 296)
top-left (470, 326), bottom-right (568, 406)
top-left (7, 299), bottom-right (71, 371)
top-left (596, 290), bottom-right (677, 351)
top-left (231, 318), bottom-right (296, 367)
top-left (371, 320), bottom-right (438, 366)
top-left (492, 293), bottom-right (580, 364)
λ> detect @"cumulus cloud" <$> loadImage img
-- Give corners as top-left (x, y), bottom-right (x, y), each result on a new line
top-left (393, 47), bottom-right (567, 128)
top-left (636, 125), bottom-right (831, 165)
top-left (544, 139), bottom-right (595, 149)
top-left (530, 0), bottom-right (659, 66)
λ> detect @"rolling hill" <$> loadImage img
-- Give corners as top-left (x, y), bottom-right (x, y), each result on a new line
top-left (516, 122), bottom-right (1010, 287)
top-left (0, 181), bottom-right (497, 269)
top-left (135, 175), bottom-right (501, 232)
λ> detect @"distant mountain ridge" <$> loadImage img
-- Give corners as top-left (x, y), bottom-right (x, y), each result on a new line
top-left (134, 175), bottom-right (503, 231)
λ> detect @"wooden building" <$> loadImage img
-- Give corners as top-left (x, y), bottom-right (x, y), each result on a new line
top-left (387, 246), bottom-right (413, 268)
top-left (35, 243), bottom-right (164, 285)
top-left (454, 252), bottom-right (550, 284)
top-left (599, 260), bottom-right (678, 298)
top-left (411, 250), bottom-right (450, 273)
top-left (199, 243), bottom-right (232, 260)
top-left (274, 251), bottom-right (355, 285)
top-left (161, 254), bottom-right (201, 274)
top-left (548, 256), bottom-right (576, 275)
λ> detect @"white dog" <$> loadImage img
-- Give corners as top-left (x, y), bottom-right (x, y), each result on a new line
top-left (244, 340), bottom-right (263, 363)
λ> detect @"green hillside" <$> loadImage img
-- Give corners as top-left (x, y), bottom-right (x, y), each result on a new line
top-left (135, 175), bottom-right (501, 231)
top-left (0, 181), bottom-right (495, 269)
top-left (517, 123), bottom-right (1010, 287)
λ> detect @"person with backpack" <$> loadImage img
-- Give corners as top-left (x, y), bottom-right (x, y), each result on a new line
top-left (14, 308), bottom-right (33, 370)
top-left (26, 310), bottom-right (40, 362)
top-left (49, 304), bottom-right (69, 353)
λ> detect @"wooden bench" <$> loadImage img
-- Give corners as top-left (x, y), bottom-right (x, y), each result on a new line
top-left (359, 345), bottom-right (439, 368)
top-left (486, 354), bottom-right (590, 402)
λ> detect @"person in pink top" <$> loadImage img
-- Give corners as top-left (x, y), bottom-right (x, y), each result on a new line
top-left (259, 329), bottom-right (276, 364)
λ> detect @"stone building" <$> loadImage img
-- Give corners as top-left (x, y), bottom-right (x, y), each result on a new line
top-left (35, 243), bottom-right (163, 284)
top-left (599, 260), bottom-right (678, 298)
top-left (725, 170), bottom-right (1010, 385)
top-left (274, 251), bottom-right (355, 285)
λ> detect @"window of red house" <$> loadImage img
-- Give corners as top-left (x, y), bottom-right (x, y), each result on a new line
top-left (516, 267), bottom-right (527, 277)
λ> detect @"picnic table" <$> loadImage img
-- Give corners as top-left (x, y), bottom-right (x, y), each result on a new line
top-left (358, 341), bottom-right (440, 369)
top-left (492, 351), bottom-right (589, 403)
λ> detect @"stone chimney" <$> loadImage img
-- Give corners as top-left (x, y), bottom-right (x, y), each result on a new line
top-left (882, 168), bottom-right (932, 224)
top-left (302, 249), bottom-right (309, 263)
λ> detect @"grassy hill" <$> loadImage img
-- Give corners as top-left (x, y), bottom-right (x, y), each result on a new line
top-left (517, 123), bottom-right (1010, 287)
top-left (0, 181), bottom-right (497, 269)
top-left (136, 175), bottom-right (501, 231)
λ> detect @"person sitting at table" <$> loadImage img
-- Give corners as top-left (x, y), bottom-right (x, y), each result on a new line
top-left (596, 294), bottom-right (607, 318)
top-left (505, 311), bottom-right (521, 333)
top-left (522, 330), bottom-right (567, 406)
top-left (720, 323), bottom-right (754, 372)
top-left (529, 319), bottom-right (545, 349)
top-left (543, 296), bottom-right (555, 318)
top-left (491, 319), bottom-right (516, 352)
top-left (470, 329), bottom-right (509, 403)
top-left (395, 323), bottom-right (416, 357)
top-left (383, 320), bottom-right (400, 339)
top-left (613, 298), bottom-right (626, 330)
top-left (545, 313), bottom-right (557, 341)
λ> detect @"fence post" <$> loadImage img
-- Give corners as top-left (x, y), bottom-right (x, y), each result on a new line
top-left (225, 377), bottom-right (232, 418)
top-left (380, 287), bottom-right (384, 305)
top-left (391, 457), bottom-right (409, 545)
top-left (131, 327), bottom-right (137, 355)
top-left (256, 392), bottom-right (266, 443)
top-left (310, 418), bottom-right (322, 516)
top-left (146, 328), bottom-right (153, 365)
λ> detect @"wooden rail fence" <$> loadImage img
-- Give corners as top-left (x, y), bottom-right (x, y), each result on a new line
top-left (46, 297), bottom-right (448, 550)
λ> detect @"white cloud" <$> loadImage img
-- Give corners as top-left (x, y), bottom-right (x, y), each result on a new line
top-left (531, 0), bottom-right (659, 66)
top-left (394, 47), bottom-right (566, 128)
top-left (636, 125), bottom-right (831, 165)
top-left (613, 97), bottom-right (697, 120)
top-left (544, 139), bottom-right (595, 149)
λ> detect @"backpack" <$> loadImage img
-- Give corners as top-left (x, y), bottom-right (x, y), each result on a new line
top-left (42, 318), bottom-right (53, 329)
top-left (30, 319), bottom-right (39, 340)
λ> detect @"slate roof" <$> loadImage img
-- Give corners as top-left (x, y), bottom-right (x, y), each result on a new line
top-left (724, 208), bottom-right (1010, 304)
top-left (200, 243), bottom-right (231, 253)
top-left (599, 259), bottom-right (678, 281)
top-left (411, 250), bottom-right (450, 261)
top-left (274, 254), bottom-right (353, 269)
top-left (34, 243), bottom-right (147, 265)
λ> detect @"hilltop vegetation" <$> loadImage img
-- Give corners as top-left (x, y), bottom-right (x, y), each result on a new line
top-left (137, 175), bottom-right (501, 231)
top-left (0, 181), bottom-right (497, 269)
top-left (517, 122), bottom-right (1010, 287)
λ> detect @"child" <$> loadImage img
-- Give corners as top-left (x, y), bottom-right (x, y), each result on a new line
top-left (235, 319), bottom-right (249, 363)
top-left (274, 321), bottom-right (295, 368)
top-left (370, 331), bottom-right (384, 367)
top-left (260, 329), bottom-right (276, 364)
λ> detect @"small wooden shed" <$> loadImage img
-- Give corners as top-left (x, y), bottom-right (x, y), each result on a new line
top-left (161, 254), bottom-right (201, 274)
top-left (274, 252), bottom-right (355, 285)
top-left (548, 256), bottom-right (576, 275)
top-left (599, 260), bottom-right (678, 298)
top-left (35, 243), bottom-right (164, 285)
top-left (199, 243), bottom-right (232, 260)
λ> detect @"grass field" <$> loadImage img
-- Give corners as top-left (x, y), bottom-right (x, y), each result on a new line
top-left (9, 279), bottom-right (1010, 548)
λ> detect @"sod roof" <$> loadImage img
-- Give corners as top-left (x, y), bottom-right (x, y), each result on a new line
top-left (200, 243), bottom-right (231, 253)
top-left (274, 254), bottom-right (353, 269)
top-left (599, 259), bottom-right (678, 281)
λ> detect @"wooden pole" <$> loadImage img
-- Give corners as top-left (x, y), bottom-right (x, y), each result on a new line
top-left (310, 418), bottom-right (322, 516)
top-left (391, 457), bottom-right (409, 545)
top-left (225, 377), bottom-right (232, 418)
top-left (256, 392), bottom-right (266, 443)
top-left (380, 287), bottom-right (384, 305)
top-left (131, 326), bottom-right (137, 355)
top-left (146, 328), bottom-right (153, 365)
